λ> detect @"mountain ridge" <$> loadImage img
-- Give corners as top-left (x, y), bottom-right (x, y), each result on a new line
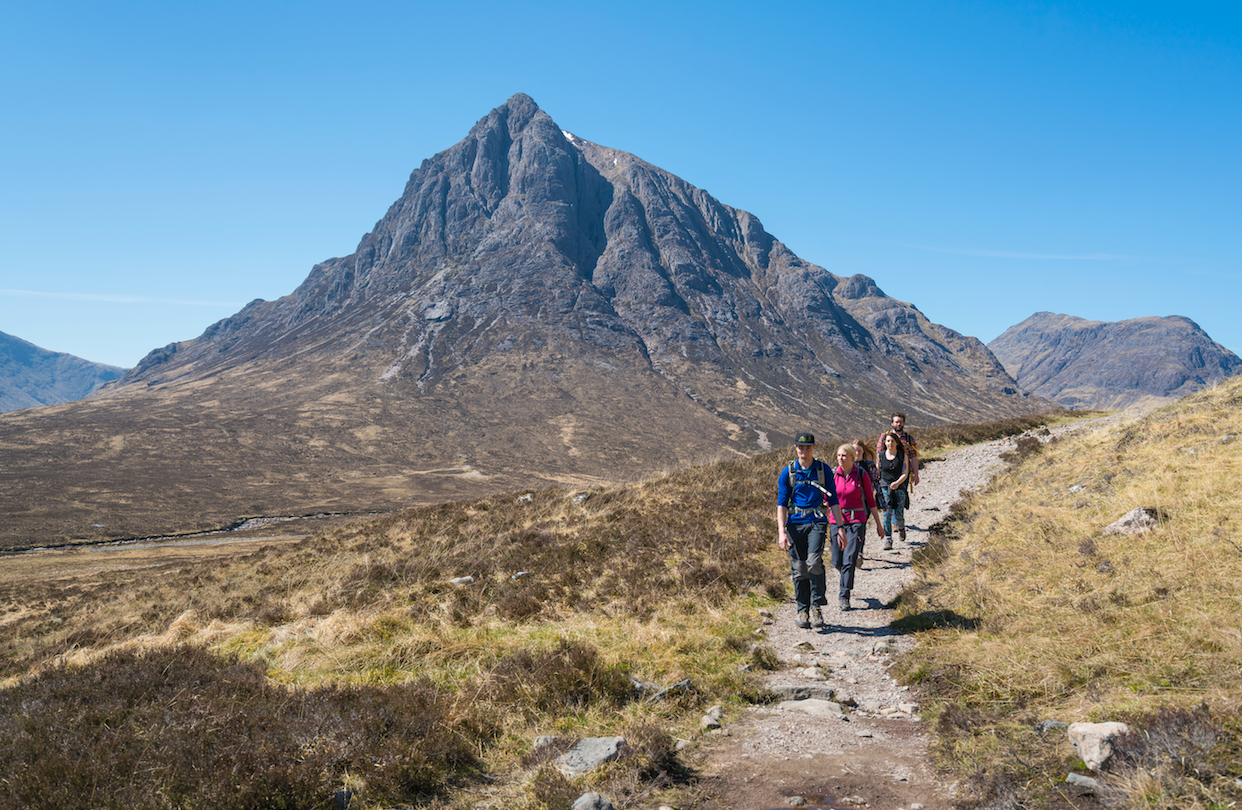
top-left (0, 94), bottom-right (1046, 546)
top-left (987, 311), bottom-right (1242, 409)
top-left (0, 330), bottom-right (125, 413)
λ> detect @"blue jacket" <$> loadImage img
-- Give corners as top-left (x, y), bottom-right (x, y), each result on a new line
top-left (777, 458), bottom-right (839, 524)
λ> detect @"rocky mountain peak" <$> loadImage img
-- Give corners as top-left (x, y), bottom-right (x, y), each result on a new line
top-left (988, 312), bottom-right (1242, 409)
top-left (119, 94), bottom-right (1021, 413)
top-left (2, 95), bottom-right (1046, 543)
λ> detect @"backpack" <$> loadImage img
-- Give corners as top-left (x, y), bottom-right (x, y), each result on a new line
top-left (836, 464), bottom-right (872, 517)
top-left (784, 460), bottom-right (828, 508)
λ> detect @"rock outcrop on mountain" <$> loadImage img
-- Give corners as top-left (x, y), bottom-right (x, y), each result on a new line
top-left (0, 94), bottom-right (1044, 546)
top-left (988, 312), bottom-right (1242, 410)
top-left (0, 330), bottom-right (125, 413)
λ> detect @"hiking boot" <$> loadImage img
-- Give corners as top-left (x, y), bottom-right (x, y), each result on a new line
top-left (899, 527), bottom-right (907, 542)
top-left (811, 606), bottom-right (825, 628)
top-left (883, 536), bottom-right (893, 550)
top-left (796, 609), bottom-right (811, 629)
top-left (839, 598), bottom-right (850, 612)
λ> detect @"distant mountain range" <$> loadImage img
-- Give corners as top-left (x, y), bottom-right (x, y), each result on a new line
top-left (988, 312), bottom-right (1242, 410)
top-left (0, 331), bottom-right (125, 413)
top-left (0, 94), bottom-right (1049, 546)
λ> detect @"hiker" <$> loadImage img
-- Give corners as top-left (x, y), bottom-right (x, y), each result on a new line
top-left (829, 444), bottom-right (886, 611)
top-left (851, 438), bottom-right (881, 559)
top-left (777, 431), bottom-right (846, 630)
top-left (877, 412), bottom-right (919, 494)
top-left (878, 431), bottom-right (911, 548)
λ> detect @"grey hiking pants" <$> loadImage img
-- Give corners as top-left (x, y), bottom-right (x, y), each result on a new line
top-left (830, 522), bottom-right (865, 600)
top-left (785, 521), bottom-right (827, 611)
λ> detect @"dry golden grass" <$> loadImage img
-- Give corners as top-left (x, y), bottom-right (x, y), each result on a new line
top-left (0, 409), bottom-right (1091, 808)
top-left (895, 380), bottom-right (1242, 808)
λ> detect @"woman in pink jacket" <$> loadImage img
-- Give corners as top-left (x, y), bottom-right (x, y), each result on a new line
top-left (829, 444), bottom-right (887, 611)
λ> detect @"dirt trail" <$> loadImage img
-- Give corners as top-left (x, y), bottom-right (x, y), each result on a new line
top-left (683, 419), bottom-right (1116, 810)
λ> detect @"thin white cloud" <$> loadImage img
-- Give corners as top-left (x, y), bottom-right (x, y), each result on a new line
top-left (905, 245), bottom-right (1150, 261)
top-left (0, 289), bottom-right (245, 307)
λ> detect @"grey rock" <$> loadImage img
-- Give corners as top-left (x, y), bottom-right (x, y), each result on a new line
top-left (1066, 773), bottom-right (1101, 789)
top-left (1068, 721), bottom-right (1130, 772)
top-left (778, 698), bottom-right (843, 717)
top-left (554, 736), bottom-right (627, 778)
top-left (767, 684), bottom-right (837, 701)
top-left (644, 678), bottom-right (693, 703)
top-left (1036, 719), bottom-right (1069, 734)
top-left (572, 792), bottom-right (615, 810)
top-left (1102, 507), bottom-right (1165, 536)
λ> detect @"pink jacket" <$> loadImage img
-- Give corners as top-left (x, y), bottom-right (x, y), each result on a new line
top-left (829, 465), bottom-right (876, 524)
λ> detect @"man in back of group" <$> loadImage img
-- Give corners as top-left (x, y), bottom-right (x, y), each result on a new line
top-left (877, 412), bottom-right (919, 494)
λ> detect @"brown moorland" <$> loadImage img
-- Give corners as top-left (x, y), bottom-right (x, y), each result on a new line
top-left (1, 413), bottom-right (1073, 809)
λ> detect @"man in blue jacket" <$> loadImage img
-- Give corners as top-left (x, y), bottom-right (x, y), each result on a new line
top-left (777, 431), bottom-right (846, 629)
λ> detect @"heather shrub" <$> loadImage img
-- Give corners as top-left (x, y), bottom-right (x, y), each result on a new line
top-left (0, 645), bottom-right (478, 809)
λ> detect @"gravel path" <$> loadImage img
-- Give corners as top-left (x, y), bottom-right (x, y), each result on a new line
top-left (685, 419), bottom-right (1117, 810)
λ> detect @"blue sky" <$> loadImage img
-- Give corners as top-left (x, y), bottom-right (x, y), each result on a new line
top-left (2, 1), bottom-right (1238, 369)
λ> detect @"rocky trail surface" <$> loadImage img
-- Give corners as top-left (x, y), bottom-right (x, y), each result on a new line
top-left (681, 418), bottom-right (1116, 810)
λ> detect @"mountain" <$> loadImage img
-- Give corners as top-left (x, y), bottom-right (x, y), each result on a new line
top-left (0, 94), bottom-right (1046, 547)
top-left (988, 312), bottom-right (1242, 410)
top-left (0, 330), bottom-right (125, 412)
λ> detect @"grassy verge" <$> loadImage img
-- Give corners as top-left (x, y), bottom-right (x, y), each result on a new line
top-left (893, 381), bottom-right (1242, 808)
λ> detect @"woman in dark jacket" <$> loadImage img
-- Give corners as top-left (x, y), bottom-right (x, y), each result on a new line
top-left (878, 432), bottom-right (911, 548)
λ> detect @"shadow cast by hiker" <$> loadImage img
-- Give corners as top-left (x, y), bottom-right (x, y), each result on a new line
top-left (856, 555), bottom-right (909, 572)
